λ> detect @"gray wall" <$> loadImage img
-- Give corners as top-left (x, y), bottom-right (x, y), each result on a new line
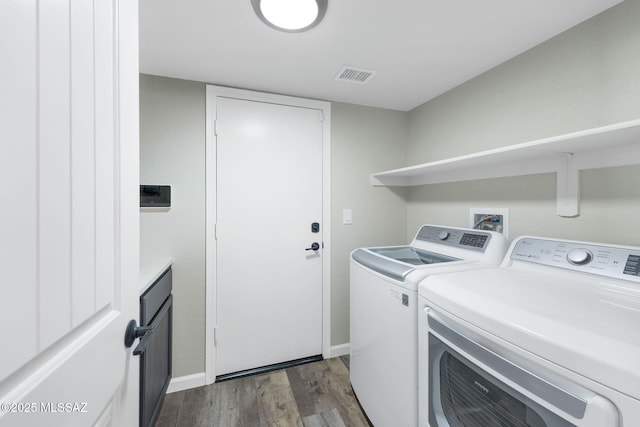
top-left (331, 103), bottom-right (408, 345)
top-left (406, 0), bottom-right (640, 244)
top-left (139, 75), bottom-right (207, 377)
top-left (139, 76), bottom-right (408, 376)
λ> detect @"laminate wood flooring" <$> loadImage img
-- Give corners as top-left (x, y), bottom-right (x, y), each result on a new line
top-left (155, 356), bottom-right (373, 427)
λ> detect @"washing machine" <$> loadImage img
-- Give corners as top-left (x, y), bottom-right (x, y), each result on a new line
top-left (350, 224), bottom-right (509, 427)
top-left (418, 236), bottom-right (640, 427)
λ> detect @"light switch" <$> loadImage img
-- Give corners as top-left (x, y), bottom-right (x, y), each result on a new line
top-left (343, 209), bottom-right (353, 225)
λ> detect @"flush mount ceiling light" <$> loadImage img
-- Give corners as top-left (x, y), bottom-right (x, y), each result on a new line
top-left (251, 0), bottom-right (328, 32)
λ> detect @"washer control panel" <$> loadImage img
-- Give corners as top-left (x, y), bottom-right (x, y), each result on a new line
top-left (416, 225), bottom-right (492, 252)
top-left (511, 237), bottom-right (640, 282)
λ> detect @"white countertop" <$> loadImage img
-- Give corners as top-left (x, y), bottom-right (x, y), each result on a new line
top-left (140, 257), bottom-right (173, 295)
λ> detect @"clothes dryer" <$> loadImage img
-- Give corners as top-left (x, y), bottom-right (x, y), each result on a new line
top-left (418, 236), bottom-right (640, 427)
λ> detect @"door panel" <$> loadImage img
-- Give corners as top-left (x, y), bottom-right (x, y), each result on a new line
top-left (0, 0), bottom-right (38, 379)
top-left (38, 0), bottom-right (73, 348)
top-left (70, 0), bottom-right (97, 326)
top-left (0, 0), bottom-right (139, 425)
top-left (95, 0), bottom-right (117, 312)
top-left (215, 97), bottom-right (323, 376)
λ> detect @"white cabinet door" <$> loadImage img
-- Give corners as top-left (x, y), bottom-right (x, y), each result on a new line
top-left (0, 0), bottom-right (139, 425)
top-left (213, 96), bottom-right (324, 377)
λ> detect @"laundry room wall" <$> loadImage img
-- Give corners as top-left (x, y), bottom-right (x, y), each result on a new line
top-left (406, 0), bottom-right (640, 245)
top-left (140, 75), bottom-right (207, 378)
top-left (139, 74), bottom-right (408, 377)
top-left (330, 102), bottom-right (408, 346)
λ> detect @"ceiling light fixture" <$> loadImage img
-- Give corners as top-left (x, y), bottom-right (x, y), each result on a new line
top-left (251, 0), bottom-right (328, 32)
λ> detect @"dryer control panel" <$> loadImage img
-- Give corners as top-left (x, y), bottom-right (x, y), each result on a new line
top-left (510, 237), bottom-right (640, 282)
top-left (415, 225), bottom-right (492, 253)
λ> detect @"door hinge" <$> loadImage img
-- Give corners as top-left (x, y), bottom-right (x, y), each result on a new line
top-left (214, 223), bottom-right (218, 240)
top-left (214, 119), bottom-right (218, 136)
top-left (214, 327), bottom-right (218, 345)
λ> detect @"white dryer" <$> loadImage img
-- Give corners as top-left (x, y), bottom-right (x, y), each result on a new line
top-left (418, 236), bottom-right (640, 427)
top-left (350, 224), bottom-right (508, 427)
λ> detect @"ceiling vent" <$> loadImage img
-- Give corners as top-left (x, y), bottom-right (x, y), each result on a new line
top-left (335, 66), bottom-right (377, 84)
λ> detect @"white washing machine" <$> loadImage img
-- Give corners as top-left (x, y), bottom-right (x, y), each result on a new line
top-left (350, 224), bottom-right (509, 427)
top-left (418, 236), bottom-right (640, 427)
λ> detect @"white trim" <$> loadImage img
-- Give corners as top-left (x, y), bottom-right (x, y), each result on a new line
top-left (168, 342), bottom-right (346, 394)
top-left (321, 101), bottom-right (332, 363)
top-left (166, 372), bottom-right (206, 394)
top-left (330, 343), bottom-right (350, 358)
top-left (205, 85), bottom-right (331, 385)
top-left (204, 86), bottom-right (217, 385)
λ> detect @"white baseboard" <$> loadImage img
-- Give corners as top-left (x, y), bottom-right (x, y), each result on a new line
top-left (329, 343), bottom-right (350, 358)
top-left (167, 346), bottom-right (350, 394)
top-left (166, 372), bottom-right (206, 394)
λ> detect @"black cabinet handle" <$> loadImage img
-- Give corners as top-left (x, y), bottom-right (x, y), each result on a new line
top-left (124, 319), bottom-right (154, 355)
top-left (133, 328), bottom-right (155, 356)
top-left (305, 242), bottom-right (320, 251)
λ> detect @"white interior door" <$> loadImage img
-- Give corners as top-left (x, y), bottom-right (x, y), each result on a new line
top-left (0, 0), bottom-right (139, 426)
top-left (214, 96), bottom-right (324, 376)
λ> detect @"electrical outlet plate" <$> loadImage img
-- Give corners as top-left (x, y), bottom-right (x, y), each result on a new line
top-left (470, 207), bottom-right (509, 239)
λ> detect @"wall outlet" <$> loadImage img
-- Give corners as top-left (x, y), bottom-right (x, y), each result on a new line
top-left (469, 208), bottom-right (509, 238)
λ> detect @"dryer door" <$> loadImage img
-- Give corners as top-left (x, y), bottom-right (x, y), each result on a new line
top-left (425, 308), bottom-right (619, 427)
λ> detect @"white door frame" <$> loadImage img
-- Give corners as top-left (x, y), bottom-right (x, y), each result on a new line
top-left (205, 85), bottom-right (331, 384)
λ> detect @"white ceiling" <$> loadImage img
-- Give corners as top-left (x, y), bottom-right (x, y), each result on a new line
top-left (139, 0), bottom-right (622, 112)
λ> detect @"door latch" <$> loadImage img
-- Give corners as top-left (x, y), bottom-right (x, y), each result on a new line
top-left (305, 242), bottom-right (320, 251)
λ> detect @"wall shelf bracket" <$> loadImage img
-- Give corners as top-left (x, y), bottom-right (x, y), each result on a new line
top-left (556, 153), bottom-right (579, 218)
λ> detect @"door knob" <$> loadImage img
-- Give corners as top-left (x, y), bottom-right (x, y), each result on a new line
top-left (305, 242), bottom-right (320, 251)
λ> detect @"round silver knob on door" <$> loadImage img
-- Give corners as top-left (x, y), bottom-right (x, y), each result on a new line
top-left (438, 231), bottom-right (450, 240)
top-left (567, 248), bottom-right (592, 265)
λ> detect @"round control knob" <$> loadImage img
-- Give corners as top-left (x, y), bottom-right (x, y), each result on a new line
top-left (567, 248), bottom-right (592, 265)
top-left (438, 231), bottom-right (450, 240)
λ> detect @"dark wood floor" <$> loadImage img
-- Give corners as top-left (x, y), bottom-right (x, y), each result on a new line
top-left (155, 356), bottom-right (373, 427)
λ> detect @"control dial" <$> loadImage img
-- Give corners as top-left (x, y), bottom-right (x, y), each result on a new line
top-left (567, 248), bottom-right (592, 265)
top-left (438, 231), bottom-right (450, 240)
